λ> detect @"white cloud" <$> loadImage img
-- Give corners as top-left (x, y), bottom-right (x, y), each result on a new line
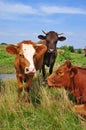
top-left (0, 1), bottom-right (86, 21)
top-left (41, 6), bottom-right (86, 15)
top-left (0, 1), bottom-right (37, 15)
top-left (0, 1), bottom-right (86, 17)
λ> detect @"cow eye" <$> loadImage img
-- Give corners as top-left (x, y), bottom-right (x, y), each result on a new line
top-left (59, 71), bottom-right (62, 74)
top-left (56, 71), bottom-right (63, 75)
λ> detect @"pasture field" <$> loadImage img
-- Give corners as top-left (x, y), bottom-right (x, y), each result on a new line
top-left (0, 45), bottom-right (15, 74)
top-left (0, 44), bottom-right (86, 130)
top-left (0, 44), bottom-right (86, 74)
top-left (0, 78), bottom-right (85, 130)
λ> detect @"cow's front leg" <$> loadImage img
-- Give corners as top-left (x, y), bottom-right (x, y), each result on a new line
top-left (24, 75), bottom-right (33, 103)
top-left (42, 64), bottom-right (46, 79)
top-left (16, 75), bottom-right (23, 102)
top-left (49, 63), bottom-right (54, 75)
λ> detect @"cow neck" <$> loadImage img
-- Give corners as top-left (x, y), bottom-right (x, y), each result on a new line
top-left (69, 77), bottom-right (75, 92)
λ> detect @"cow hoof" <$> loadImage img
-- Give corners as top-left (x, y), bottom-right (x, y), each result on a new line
top-left (24, 98), bottom-right (30, 103)
top-left (17, 98), bottom-right (22, 103)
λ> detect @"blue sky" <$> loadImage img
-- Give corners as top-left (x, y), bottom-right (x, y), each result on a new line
top-left (0, 0), bottom-right (86, 49)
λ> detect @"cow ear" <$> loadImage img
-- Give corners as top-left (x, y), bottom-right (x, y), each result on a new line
top-left (6, 45), bottom-right (18, 55)
top-left (38, 35), bottom-right (46, 40)
top-left (58, 36), bottom-right (66, 41)
top-left (70, 67), bottom-right (77, 78)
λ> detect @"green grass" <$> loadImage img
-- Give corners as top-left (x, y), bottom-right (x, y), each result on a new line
top-left (0, 45), bottom-right (86, 130)
top-left (71, 52), bottom-right (86, 67)
top-left (0, 78), bottom-right (84, 130)
top-left (0, 45), bottom-right (15, 73)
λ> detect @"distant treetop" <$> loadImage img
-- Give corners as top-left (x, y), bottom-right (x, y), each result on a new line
top-left (0, 43), bottom-right (7, 45)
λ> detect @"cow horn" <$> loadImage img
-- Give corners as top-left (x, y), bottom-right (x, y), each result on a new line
top-left (58, 33), bottom-right (64, 35)
top-left (42, 30), bottom-right (47, 34)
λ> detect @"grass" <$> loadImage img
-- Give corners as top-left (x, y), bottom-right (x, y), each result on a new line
top-left (0, 78), bottom-right (84, 130)
top-left (0, 45), bottom-right (15, 74)
top-left (0, 45), bottom-right (86, 130)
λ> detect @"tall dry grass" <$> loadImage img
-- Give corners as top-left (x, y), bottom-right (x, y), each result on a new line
top-left (0, 76), bottom-right (85, 130)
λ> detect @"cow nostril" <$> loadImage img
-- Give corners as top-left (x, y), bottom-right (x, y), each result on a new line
top-left (25, 67), bottom-right (29, 74)
top-left (26, 68), bottom-right (29, 72)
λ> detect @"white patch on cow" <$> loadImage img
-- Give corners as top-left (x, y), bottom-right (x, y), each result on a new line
top-left (22, 44), bottom-right (36, 72)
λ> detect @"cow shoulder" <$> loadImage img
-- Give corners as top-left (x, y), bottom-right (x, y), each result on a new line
top-left (34, 44), bottom-right (47, 70)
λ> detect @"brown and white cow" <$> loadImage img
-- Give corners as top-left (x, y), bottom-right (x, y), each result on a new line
top-left (38, 30), bottom-right (66, 79)
top-left (6, 40), bottom-right (47, 103)
top-left (47, 60), bottom-right (86, 116)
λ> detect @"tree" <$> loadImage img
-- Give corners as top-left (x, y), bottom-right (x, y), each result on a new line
top-left (68, 46), bottom-right (75, 52)
top-left (1, 43), bottom-right (7, 45)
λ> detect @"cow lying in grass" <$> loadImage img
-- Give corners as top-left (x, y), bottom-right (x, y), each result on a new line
top-left (47, 60), bottom-right (86, 116)
top-left (6, 40), bottom-right (47, 103)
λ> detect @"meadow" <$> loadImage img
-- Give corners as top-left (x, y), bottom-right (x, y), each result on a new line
top-left (0, 44), bottom-right (86, 130)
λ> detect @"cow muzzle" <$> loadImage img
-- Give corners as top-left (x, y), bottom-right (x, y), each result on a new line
top-left (25, 67), bottom-right (36, 74)
top-left (48, 49), bottom-right (55, 53)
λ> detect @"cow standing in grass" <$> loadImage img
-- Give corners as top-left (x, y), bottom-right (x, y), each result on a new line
top-left (6, 40), bottom-right (47, 103)
top-left (47, 60), bottom-right (86, 116)
top-left (38, 30), bottom-right (66, 79)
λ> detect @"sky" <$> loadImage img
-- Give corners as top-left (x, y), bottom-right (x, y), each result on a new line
top-left (0, 0), bottom-right (86, 49)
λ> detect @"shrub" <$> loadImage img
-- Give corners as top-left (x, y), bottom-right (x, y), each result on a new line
top-left (68, 46), bottom-right (75, 53)
top-left (58, 45), bottom-right (71, 63)
top-left (77, 48), bottom-right (82, 54)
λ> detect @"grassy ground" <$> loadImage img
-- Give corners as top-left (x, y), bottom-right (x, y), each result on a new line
top-left (0, 45), bottom-right (15, 74)
top-left (0, 77), bottom-right (85, 130)
top-left (0, 44), bottom-right (86, 130)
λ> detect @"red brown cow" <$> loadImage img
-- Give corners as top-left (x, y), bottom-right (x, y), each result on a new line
top-left (6, 40), bottom-right (47, 103)
top-left (38, 30), bottom-right (66, 79)
top-left (47, 60), bottom-right (86, 116)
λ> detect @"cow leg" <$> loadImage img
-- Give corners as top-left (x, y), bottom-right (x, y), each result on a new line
top-left (49, 63), bottom-right (54, 75)
top-left (16, 75), bottom-right (23, 102)
top-left (24, 87), bottom-right (30, 103)
top-left (24, 75), bottom-right (33, 103)
top-left (42, 64), bottom-right (46, 79)
top-left (72, 104), bottom-right (86, 116)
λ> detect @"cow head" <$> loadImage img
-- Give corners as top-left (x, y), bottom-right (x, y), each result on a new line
top-left (47, 60), bottom-right (77, 88)
top-left (6, 40), bottom-right (47, 74)
top-left (38, 30), bottom-right (66, 53)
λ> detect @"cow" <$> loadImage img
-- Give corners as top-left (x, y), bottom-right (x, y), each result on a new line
top-left (46, 60), bottom-right (86, 116)
top-left (38, 30), bottom-right (66, 79)
top-left (84, 47), bottom-right (86, 57)
top-left (6, 40), bottom-right (47, 103)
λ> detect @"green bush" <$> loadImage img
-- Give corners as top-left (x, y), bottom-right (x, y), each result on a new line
top-left (68, 46), bottom-right (75, 53)
top-left (57, 45), bottom-right (71, 63)
top-left (77, 48), bottom-right (82, 54)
